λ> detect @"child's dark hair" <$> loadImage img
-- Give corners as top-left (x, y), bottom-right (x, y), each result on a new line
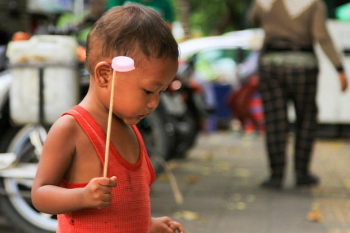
top-left (86, 4), bottom-right (179, 73)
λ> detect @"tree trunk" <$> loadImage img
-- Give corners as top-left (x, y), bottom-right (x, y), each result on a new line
top-left (215, 0), bottom-right (249, 34)
top-left (176, 0), bottom-right (191, 40)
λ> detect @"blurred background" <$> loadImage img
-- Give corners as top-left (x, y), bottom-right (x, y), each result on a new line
top-left (0, 0), bottom-right (350, 233)
top-left (1, 0), bottom-right (349, 38)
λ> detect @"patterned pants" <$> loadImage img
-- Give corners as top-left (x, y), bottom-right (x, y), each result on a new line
top-left (259, 64), bottom-right (319, 178)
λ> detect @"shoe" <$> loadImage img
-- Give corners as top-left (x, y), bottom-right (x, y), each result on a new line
top-left (296, 173), bottom-right (319, 186)
top-left (261, 177), bottom-right (282, 189)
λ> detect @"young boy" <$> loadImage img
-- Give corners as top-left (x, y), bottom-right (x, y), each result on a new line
top-left (32, 4), bottom-right (184, 233)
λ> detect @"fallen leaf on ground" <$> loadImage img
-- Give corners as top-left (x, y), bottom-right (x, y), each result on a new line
top-left (236, 202), bottom-right (246, 210)
top-left (307, 209), bottom-right (323, 222)
top-left (229, 146), bottom-right (237, 153)
top-left (156, 173), bottom-right (170, 182)
top-left (344, 179), bottom-right (350, 189)
top-left (233, 193), bottom-right (241, 201)
top-left (246, 195), bottom-right (255, 203)
top-left (202, 153), bottom-right (214, 161)
top-left (173, 211), bottom-right (202, 220)
top-left (167, 161), bottom-right (181, 170)
top-left (307, 203), bottom-right (323, 222)
top-left (201, 167), bottom-right (212, 175)
top-left (182, 175), bottom-right (200, 184)
top-left (232, 168), bottom-right (251, 178)
top-left (225, 201), bottom-right (247, 210)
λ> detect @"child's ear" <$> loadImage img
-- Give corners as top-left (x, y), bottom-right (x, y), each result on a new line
top-left (94, 61), bottom-right (112, 87)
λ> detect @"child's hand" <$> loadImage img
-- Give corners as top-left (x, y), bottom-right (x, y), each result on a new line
top-left (149, 217), bottom-right (184, 233)
top-left (82, 176), bottom-right (117, 209)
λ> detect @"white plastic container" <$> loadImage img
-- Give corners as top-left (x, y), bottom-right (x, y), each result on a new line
top-left (7, 35), bottom-right (79, 125)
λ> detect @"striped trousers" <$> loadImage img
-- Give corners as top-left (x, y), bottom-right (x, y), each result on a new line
top-left (259, 64), bottom-right (319, 178)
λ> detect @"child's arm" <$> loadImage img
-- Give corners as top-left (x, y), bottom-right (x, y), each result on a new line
top-left (149, 217), bottom-right (184, 233)
top-left (31, 116), bottom-right (117, 214)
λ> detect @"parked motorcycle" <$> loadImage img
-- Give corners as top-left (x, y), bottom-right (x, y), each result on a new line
top-left (0, 45), bottom-right (7, 72)
top-left (138, 58), bottom-right (209, 169)
top-left (167, 58), bottom-right (209, 158)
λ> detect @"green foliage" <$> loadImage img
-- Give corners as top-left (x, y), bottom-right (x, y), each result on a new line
top-left (189, 0), bottom-right (227, 35)
top-left (173, 0), bottom-right (252, 37)
top-left (172, 0), bottom-right (342, 37)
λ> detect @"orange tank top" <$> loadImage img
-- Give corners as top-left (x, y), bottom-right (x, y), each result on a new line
top-left (57, 105), bottom-right (156, 233)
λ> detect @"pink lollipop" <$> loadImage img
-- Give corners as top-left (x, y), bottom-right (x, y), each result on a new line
top-left (104, 56), bottom-right (135, 178)
top-left (112, 56), bottom-right (135, 72)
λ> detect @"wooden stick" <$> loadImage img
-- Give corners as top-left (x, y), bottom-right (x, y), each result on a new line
top-left (103, 70), bottom-right (116, 177)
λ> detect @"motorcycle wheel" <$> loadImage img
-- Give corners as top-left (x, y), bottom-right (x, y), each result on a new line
top-left (137, 108), bottom-right (175, 174)
top-left (0, 125), bottom-right (56, 233)
top-left (173, 111), bottom-right (201, 158)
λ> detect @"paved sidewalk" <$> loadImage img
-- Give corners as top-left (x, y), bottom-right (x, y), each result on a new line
top-left (150, 131), bottom-right (350, 233)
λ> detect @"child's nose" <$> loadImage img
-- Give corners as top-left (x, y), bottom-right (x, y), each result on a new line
top-left (147, 95), bottom-right (160, 110)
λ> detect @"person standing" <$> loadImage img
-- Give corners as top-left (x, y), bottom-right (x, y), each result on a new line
top-left (249, 0), bottom-right (348, 188)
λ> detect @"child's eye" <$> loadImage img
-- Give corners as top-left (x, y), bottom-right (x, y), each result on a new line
top-left (144, 89), bottom-right (153, 95)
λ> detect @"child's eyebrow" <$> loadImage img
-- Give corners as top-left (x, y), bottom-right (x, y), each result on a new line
top-left (148, 80), bottom-right (168, 87)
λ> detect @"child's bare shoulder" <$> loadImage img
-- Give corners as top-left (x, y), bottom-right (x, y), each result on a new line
top-left (41, 114), bottom-right (79, 163)
top-left (47, 114), bottom-right (79, 141)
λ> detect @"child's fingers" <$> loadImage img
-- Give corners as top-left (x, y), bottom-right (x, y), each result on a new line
top-left (96, 192), bottom-right (115, 208)
top-left (97, 199), bottom-right (112, 208)
top-left (109, 176), bottom-right (118, 187)
top-left (99, 185), bottom-right (112, 194)
top-left (170, 221), bottom-right (184, 233)
top-left (162, 217), bottom-right (185, 233)
top-left (98, 177), bottom-right (117, 187)
top-left (101, 193), bottom-right (113, 203)
top-left (94, 177), bottom-right (110, 186)
top-left (84, 179), bottom-right (115, 208)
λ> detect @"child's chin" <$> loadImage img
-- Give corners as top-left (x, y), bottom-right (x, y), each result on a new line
top-left (123, 118), bottom-right (141, 125)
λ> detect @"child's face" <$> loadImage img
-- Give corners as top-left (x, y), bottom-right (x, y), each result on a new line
top-left (111, 57), bottom-right (178, 125)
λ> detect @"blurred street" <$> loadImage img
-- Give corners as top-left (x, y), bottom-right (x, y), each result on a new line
top-left (1, 131), bottom-right (350, 233)
top-left (151, 131), bottom-right (350, 233)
